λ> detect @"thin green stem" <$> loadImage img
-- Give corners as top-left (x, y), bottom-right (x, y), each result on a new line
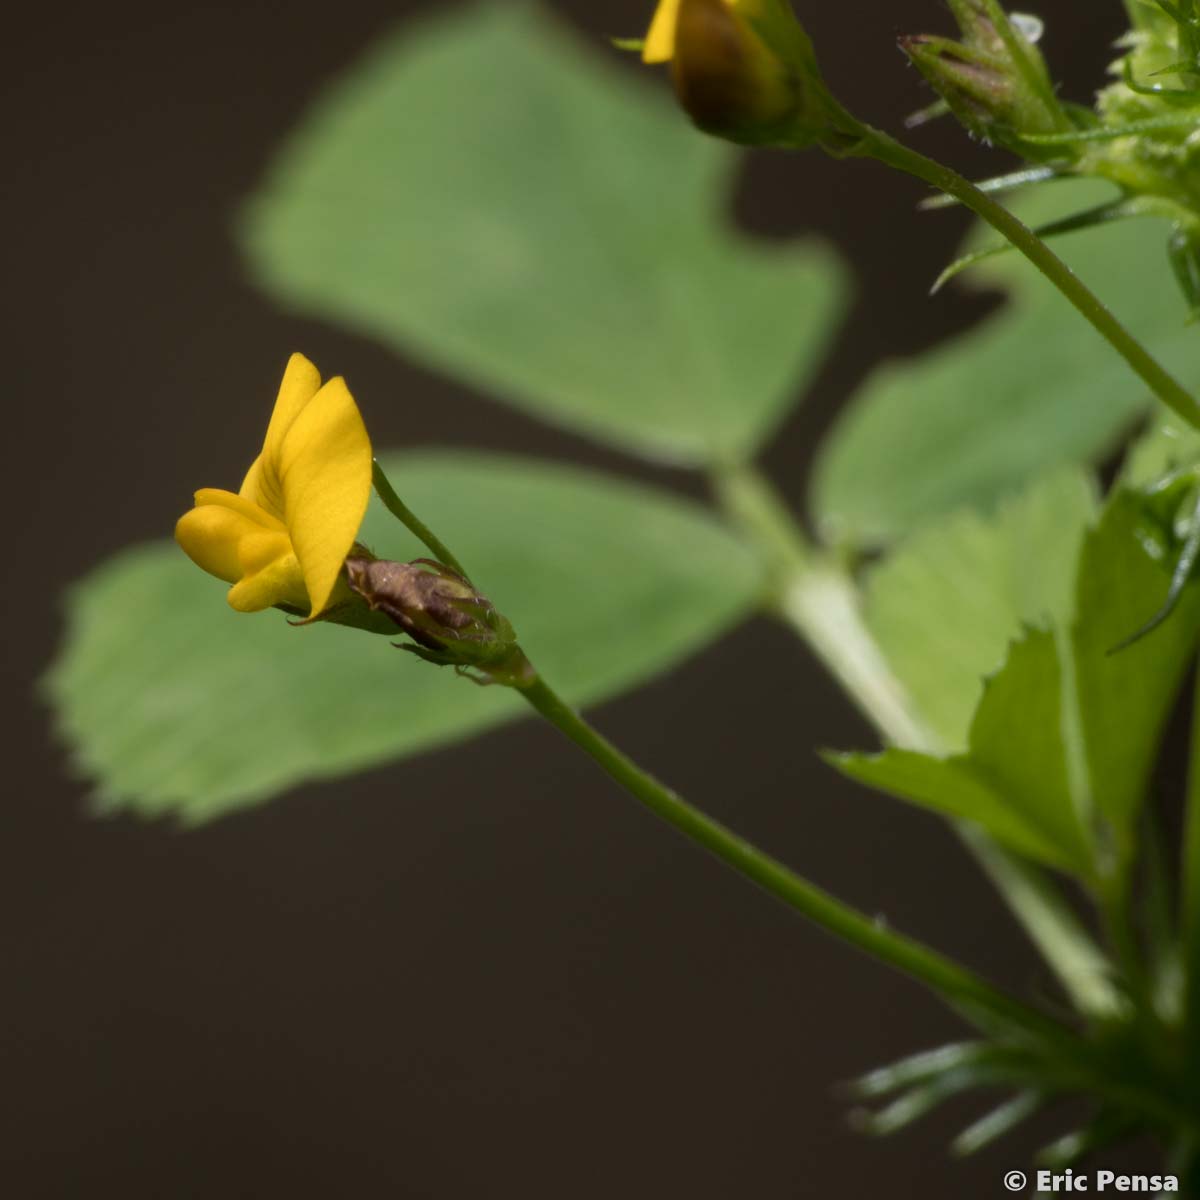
top-left (858, 128), bottom-right (1200, 432)
top-left (712, 465), bottom-right (931, 748)
top-left (372, 460), bottom-right (469, 578)
top-left (1021, 116), bottom-right (1200, 143)
top-left (371, 458), bottom-right (1048, 1030)
top-left (517, 673), bottom-right (1073, 1044)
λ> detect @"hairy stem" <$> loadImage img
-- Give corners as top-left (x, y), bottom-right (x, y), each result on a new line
top-left (517, 673), bottom-right (1073, 1043)
top-left (858, 129), bottom-right (1200, 432)
top-left (371, 456), bottom-right (1073, 1033)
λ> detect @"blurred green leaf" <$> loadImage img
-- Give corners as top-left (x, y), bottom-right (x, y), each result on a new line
top-left (47, 451), bottom-right (761, 823)
top-left (841, 483), bottom-right (1200, 876)
top-left (812, 181), bottom-right (1199, 547)
top-left (866, 467), bottom-right (1097, 750)
top-left (1070, 489), bottom-right (1200, 852)
top-left (831, 628), bottom-right (1094, 877)
top-left (241, 1), bottom-right (848, 466)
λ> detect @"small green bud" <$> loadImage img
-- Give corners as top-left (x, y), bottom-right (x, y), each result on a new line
top-left (344, 557), bottom-right (533, 686)
top-left (643, 0), bottom-right (861, 148)
top-left (901, 2), bottom-right (1068, 155)
top-left (901, 35), bottom-right (1016, 141)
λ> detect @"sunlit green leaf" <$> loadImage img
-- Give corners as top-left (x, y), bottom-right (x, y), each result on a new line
top-left (831, 628), bottom-right (1094, 877)
top-left (1070, 489), bottom-right (1200, 851)
top-left (46, 451), bottom-right (761, 823)
top-left (242, 1), bottom-right (847, 465)
top-left (866, 467), bottom-right (1098, 750)
top-left (812, 181), bottom-right (1198, 547)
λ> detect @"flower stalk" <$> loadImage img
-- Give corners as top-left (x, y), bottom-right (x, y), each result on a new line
top-left (855, 127), bottom-right (1200, 433)
top-left (371, 459), bottom-right (468, 578)
top-left (517, 672), bottom-right (1075, 1046)
top-left (365, 461), bottom-right (1078, 1047)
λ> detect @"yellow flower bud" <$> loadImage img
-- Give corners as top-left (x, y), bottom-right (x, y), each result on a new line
top-left (640, 0), bottom-right (846, 147)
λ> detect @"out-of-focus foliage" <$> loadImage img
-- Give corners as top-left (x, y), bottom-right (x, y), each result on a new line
top-left (832, 627), bottom-right (1092, 876)
top-left (1069, 490), bottom-right (1200, 856)
top-left (864, 467), bottom-right (1096, 751)
top-left (241, 1), bottom-right (848, 466)
top-left (812, 182), bottom-right (1200, 548)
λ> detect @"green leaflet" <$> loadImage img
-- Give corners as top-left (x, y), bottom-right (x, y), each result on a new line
top-left (812, 180), bottom-right (1200, 548)
top-left (865, 467), bottom-right (1098, 751)
top-left (831, 628), bottom-right (1093, 877)
top-left (839, 480), bottom-right (1200, 877)
top-left (45, 451), bottom-right (762, 823)
top-left (240, 2), bottom-right (847, 466)
top-left (1070, 489), bottom-right (1200, 854)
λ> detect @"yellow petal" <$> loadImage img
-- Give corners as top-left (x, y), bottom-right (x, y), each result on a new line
top-left (227, 549), bottom-right (308, 613)
top-left (193, 487), bottom-right (287, 532)
top-left (176, 491), bottom-right (304, 611)
top-left (276, 375), bottom-right (372, 617)
top-left (238, 528), bottom-right (295, 575)
top-left (239, 455), bottom-right (267, 511)
top-left (644, 0), bottom-right (683, 62)
top-left (175, 503), bottom-right (260, 585)
top-left (242, 353), bottom-right (323, 520)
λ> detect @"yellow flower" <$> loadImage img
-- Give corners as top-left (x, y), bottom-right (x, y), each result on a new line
top-left (175, 353), bottom-right (372, 618)
top-left (643, 0), bottom-right (769, 64)
top-left (639, 0), bottom-right (830, 148)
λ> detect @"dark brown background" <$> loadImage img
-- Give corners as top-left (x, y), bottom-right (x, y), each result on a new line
top-left (6, 1), bottom-right (1131, 1195)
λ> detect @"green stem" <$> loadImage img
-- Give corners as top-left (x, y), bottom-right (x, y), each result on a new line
top-left (711, 465), bottom-right (931, 748)
top-left (714, 463), bottom-right (1121, 1019)
top-left (1022, 116), bottom-right (1200, 143)
top-left (858, 128), bottom-right (1200, 432)
top-left (372, 460), bottom-right (469, 578)
top-left (368, 456), bottom-right (1082, 1032)
top-left (517, 672), bottom-right (1072, 1043)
